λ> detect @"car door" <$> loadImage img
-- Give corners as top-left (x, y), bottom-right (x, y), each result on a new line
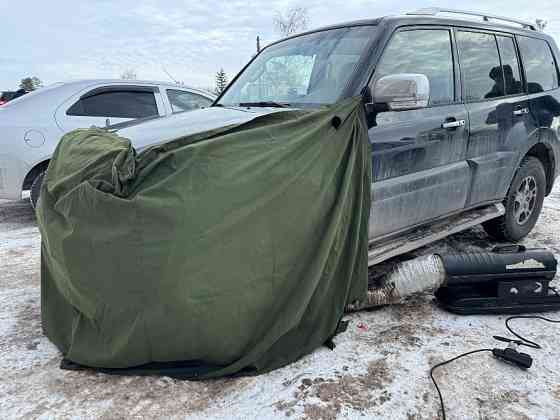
top-left (56, 85), bottom-right (164, 132)
top-left (368, 27), bottom-right (470, 239)
top-left (456, 30), bottom-right (538, 206)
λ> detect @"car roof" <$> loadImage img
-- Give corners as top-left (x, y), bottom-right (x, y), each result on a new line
top-left (0, 79), bottom-right (216, 113)
top-left (57, 79), bottom-right (216, 99)
top-left (266, 13), bottom-right (553, 49)
top-left (2, 79), bottom-right (216, 112)
top-left (380, 14), bottom-right (548, 38)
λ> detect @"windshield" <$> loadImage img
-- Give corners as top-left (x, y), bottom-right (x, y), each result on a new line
top-left (218, 26), bottom-right (375, 108)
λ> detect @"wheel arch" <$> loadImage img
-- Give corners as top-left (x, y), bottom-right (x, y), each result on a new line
top-left (524, 142), bottom-right (555, 196)
top-left (22, 160), bottom-right (50, 190)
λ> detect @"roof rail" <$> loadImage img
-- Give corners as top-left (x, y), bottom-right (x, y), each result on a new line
top-left (406, 8), bottom-right (536, 31)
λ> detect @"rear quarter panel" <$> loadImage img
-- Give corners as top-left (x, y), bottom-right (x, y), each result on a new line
top-left (0, 106), bottom-right (61, 199)
top-left (527, 35), bottom-right (560, 191)
top-left (547, 39), bottom-right (560, 183)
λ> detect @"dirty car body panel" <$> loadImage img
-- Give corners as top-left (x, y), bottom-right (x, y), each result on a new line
top-left (351, 15), bottom-right (560, 240)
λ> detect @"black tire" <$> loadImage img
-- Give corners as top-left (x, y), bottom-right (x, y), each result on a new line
top-left (483, 156), bottom-right (546, 241)
top-left (30, 171), bottom-right (46, 210)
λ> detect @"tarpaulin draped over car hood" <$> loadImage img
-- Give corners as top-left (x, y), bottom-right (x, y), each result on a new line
top-left (37, 97), bottom-right (371, 378)
top-left (116, 106), bottom-right (289, 151)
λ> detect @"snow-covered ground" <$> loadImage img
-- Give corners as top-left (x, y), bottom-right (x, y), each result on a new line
top-left (0, 184), bottom-right (558, 420)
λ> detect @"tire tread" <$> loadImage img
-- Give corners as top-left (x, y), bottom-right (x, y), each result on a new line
top-left (482, 156), bottom-right (546, 241)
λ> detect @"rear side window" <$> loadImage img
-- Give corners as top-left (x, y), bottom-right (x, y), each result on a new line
top-left (167, 90), bottom-right (212, 113)
top-left (67, 90), bottom-right (158, 118)
top-left (517, 36), bottom-right (559, 93)
top-left (496, 36), bottom-right (524, 95)
top-left (457, 31), bottom-right (503, 102)
top-left (374, 29), bottom-right (455, 106)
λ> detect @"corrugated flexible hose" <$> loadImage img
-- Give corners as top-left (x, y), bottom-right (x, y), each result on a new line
top-left (346, 255), bottom-right (446, 312)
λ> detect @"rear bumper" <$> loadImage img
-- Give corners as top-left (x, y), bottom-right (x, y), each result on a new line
top-left (0, 154), bottom-right (28, 200)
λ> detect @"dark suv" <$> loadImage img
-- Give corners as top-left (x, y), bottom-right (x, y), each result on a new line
top-left (119, 9), bottom-right (560, 264)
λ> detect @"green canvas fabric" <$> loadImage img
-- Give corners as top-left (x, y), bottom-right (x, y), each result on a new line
top-left (37, 97), bottom-right (371, 378)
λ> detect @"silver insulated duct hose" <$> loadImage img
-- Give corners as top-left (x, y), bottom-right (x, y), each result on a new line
top-left (346, 254), bottom-right (446, 312)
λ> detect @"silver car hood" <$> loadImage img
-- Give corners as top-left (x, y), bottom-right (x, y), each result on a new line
top-left (117, 106), bottom-right (287, 150)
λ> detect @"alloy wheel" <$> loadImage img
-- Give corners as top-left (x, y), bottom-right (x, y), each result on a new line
top-left (513, 175), bottom-right (538, 225)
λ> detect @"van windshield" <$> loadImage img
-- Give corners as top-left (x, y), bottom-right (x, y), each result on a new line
top-left (218, 26), bottom-right (376, 108)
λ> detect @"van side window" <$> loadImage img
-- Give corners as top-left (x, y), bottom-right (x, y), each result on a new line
top-left (374, 29), bottom-right (454, 106)
top-left (457, 31), bottom-right (503, 102)
top-left (496, 36), bottom-right (524, 96)
top-left (517, 36), bottom-right (559, 93)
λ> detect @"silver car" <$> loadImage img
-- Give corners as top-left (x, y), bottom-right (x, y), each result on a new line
top-left (0, 79), bottom-right (216, 207)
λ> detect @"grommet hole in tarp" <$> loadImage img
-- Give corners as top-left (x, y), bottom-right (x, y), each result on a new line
top-left (331, 116), bottom-right (342, 129)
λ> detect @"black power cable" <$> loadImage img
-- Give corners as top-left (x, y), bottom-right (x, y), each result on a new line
top-left (498, 315), bottom-right (560, 349)
top-left (429, 315), bottom-right (560, 420)
top-left (430, 349), bottom-right (492, 420)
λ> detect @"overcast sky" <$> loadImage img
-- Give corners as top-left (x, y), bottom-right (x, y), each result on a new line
top-left (1, 0), bottom-right (559, 91)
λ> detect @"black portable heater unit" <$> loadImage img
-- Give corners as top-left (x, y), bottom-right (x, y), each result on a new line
top-left (435, 246), bottom-right (559, 314)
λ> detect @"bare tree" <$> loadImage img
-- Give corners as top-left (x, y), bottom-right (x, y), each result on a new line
top-left (535, 19), bottom-right (547, 31)
top-left (19, 76), bottom-right (43, 92)
top-left (273, 7), bottom-right (309, 37)
top-left (120, 69), bottom-right (137, 80)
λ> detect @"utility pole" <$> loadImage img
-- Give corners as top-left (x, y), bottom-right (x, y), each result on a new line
top-left (256, 36), bottom-right (261, 53)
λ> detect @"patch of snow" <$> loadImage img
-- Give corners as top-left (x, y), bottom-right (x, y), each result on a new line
top-left (0, 185), bottom-right (559, 419)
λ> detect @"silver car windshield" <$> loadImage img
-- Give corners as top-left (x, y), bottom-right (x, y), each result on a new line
top-left (218, 26), bottom-right (376, 108)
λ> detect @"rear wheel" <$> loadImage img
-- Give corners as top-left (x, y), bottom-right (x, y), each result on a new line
top-left (30, 171), bottom-right (46, 210)
top-left (483, 156), bottom-right (546, 241)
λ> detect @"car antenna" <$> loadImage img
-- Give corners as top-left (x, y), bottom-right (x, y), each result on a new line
top-left (162, 66), bottom-right (181, 85)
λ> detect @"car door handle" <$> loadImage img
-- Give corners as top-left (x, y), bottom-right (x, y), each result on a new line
top-left (442, 119), bottom-right (465, 129)
top-left (513, 108), bottom-right (530, 116)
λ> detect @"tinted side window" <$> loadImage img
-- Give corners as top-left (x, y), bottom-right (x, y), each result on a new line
top-left (167, 90), bottom-right (212, 113)
top-left (375, 29), bottom-right (454, 106)
top-left (496, 36), bottom-right (524, 95)
top-left (67, 90), bottom-right (158, 118)
top-left (457, 31), bottom-right (503, 102)
top-left (517, 36), bottom-right (559, 93)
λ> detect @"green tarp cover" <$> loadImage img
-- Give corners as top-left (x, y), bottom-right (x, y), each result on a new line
top-left (38, 97), bottom-right (371, 378)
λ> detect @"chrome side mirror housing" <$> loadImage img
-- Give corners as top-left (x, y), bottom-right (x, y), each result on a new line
top-left (371, 73), bottom-right (430, 111)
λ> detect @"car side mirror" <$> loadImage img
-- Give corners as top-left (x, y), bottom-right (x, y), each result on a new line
top-left (368, 74), bottom-right (430, 112)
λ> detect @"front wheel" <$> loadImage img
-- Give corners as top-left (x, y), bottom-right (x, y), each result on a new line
top-left (30, 171), bottom-right (46, 210)
top-left (482, 156), bottom-right (546, 242)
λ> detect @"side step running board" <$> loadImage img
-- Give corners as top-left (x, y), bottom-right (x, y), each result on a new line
top-left (368, 203), bottom-right (506, 266)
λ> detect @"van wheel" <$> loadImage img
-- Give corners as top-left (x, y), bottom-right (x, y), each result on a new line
top-left (482, 156), bottom-right (546, 241)
top-left (30, 171), bottom-right (46, 210)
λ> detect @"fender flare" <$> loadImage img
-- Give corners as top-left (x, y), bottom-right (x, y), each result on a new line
top-left (511, 128), bottom-right (558, 195)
